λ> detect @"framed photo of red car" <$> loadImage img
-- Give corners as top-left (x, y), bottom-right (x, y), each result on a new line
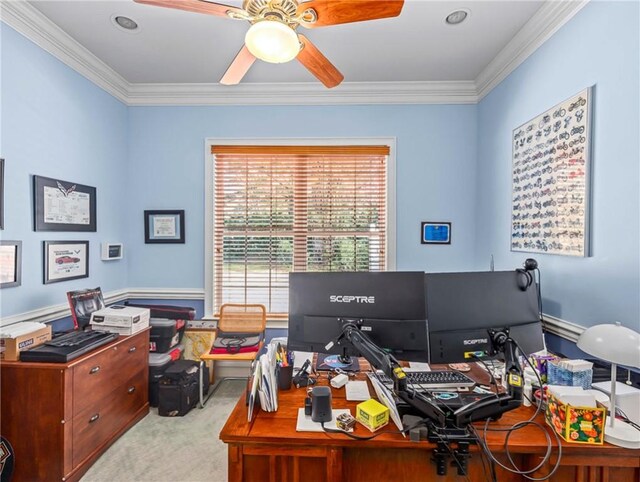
top-left (33, 175), bottom-right (97, 232)
top-left (43, 240), bottom-right (89, 284)
top-left (144, 210), bottom-right (185, 244)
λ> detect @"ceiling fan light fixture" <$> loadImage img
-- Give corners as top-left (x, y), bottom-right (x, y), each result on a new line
top-left (245, 20), bottom-right (300, 63)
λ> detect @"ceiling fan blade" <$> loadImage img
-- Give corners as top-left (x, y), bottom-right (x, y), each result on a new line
top-left (297, 0), bottom-right (404, 28)
top-left (220, 45), bottom-right (257, 85)
top-left (134, 0), bottom-right (245, 19)
top-left (297, 34), bottom-right (344, 88)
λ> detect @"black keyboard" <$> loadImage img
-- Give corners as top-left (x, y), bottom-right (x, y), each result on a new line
top-left (371, 370), bottom-right (475, 390)
top-left (20, 330), bottom-right (119, 363)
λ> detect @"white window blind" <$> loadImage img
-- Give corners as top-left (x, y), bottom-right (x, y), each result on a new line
top-left (212, 145), bottom-right (389, 316)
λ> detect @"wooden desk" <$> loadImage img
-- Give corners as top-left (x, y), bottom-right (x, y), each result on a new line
top-left (220, 368), bottom-right (639, 482)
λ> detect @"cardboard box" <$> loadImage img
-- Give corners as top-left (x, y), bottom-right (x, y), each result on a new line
top-left (90, 306), bottom-right (150, 329)
top-left (545, 391), bottom-right (606, 444)
top-left (356, 399), bottom-right (389, 432)
top-left (0, 325), bottom-right (52, 361)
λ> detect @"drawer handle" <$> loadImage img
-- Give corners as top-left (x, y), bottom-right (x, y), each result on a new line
top-left (89, 366), bottom-right (100, 374)
top-left (89, 413), bottom-right (100, 423)
top-left (128, 386), bottom-right (136, 394)
top-left (128, 346), bottom-right (136, 353)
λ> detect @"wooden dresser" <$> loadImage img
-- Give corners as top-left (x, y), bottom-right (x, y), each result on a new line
top-left (0, 329), bottom-right (150, 482)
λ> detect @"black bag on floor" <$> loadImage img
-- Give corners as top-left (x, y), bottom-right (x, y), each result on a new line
top-left (158, 360), bottom-right (209, 417)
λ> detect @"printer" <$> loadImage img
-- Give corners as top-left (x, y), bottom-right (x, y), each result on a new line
top-left (90, 305), bottom-right (150, 335)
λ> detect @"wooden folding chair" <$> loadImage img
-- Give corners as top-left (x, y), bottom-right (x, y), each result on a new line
top-left (199, 303), bottom-right (267, 406)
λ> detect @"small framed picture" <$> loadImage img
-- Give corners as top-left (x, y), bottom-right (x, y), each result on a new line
top-left (421, 222), bottom-right (451, 245)
top-left (0, 158), bottom-right (5, 230)
top-left (33, 175), bottom-right (97, 232)
top-left (144, 210), bottom-right (185, 244)
top-left (43, 240), bottom-right (89, 284)
top-left (0, 241), bottom-right (22, 288)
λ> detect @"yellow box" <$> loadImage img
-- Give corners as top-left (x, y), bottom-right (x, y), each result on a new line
top-left (356, 399), bottom-right (389, 432)
top-left (0, 325), bottom-right (52, 361)
top-left (545, 392), bottom-right (606, 444)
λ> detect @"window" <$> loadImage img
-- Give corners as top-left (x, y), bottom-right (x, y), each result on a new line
top-left (206, 140), bottom-right (395, 318)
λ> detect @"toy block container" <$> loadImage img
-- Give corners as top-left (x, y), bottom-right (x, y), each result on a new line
top-left (356, 399), bottom-right (389, 432)
top-left (545, 392), bottom-right (606, 444)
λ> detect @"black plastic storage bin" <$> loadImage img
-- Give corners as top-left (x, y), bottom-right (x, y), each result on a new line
top-left (149, 318), bottom-right (186, 352)
top-left (148, 352), bottom-right (172, 407)
top-left (158, 360), bottom-right (209, 417)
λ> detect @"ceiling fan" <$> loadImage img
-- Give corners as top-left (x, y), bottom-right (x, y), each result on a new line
top-left (134, 0), bottom-right (405, 88)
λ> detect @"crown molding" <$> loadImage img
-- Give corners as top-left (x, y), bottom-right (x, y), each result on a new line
top-left (2, 0), bottom-right (588, 106)
top-left (126, 80), bottom-right (478, 105)
top-left (475, 0), bottom-right (590, 100)
top-left (0, 0), bottom-right (130, 103)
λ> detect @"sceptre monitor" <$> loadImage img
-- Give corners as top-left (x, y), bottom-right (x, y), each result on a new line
top-left (287, 272), bottom-right (429, 363)
top-left (425, 270), bottom-right (544, 364)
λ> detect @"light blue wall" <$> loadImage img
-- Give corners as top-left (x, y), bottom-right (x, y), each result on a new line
top-left (127, 104), bottom-right (479, 288)
top-left (476, 1), bottom-right (640, 329)
top-left (0, 25), bottom-right (130, 317)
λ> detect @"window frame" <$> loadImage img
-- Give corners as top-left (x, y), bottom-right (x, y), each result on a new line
top-left (204, 138), bottom-right (397, 323)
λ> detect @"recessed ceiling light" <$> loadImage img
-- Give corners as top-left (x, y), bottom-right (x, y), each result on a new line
top-left (445, 9), bottom-right (470, 25)
top-left (111, 15), bottom-right (140, 33)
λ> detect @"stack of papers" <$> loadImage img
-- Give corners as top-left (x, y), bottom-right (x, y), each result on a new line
top-left (247, 341), bottom-right (279, 421)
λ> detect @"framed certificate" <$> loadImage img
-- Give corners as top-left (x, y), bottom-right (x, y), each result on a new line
top-left (43, 240), bottom-right (89, 284)
top-left (144, 210), bottom-right (185, 244)
top-left (0, 240), bottom-right (22, 288)
top-left (33, 175), bottom-right (97, 232)
top-left (0, 158), bottom-right (4, 230)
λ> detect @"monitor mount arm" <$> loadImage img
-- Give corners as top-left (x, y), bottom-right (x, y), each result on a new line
top-left (450, 328), bottom-right (524, 427)
top-left (328, 320), bottom-right (525, 477)
top-left (327, 319), bottom-right (448, 426)
top-left (328, 320), bottom-right (525, 429)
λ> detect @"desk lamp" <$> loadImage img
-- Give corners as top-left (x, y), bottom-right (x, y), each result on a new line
top-left (577, 322), bottom-right (640, 449)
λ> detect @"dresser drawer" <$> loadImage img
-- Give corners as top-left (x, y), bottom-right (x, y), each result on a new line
top-left (72, 368), bottom-right (147, 467)
top-left (73, 332), bottom-right (148, 415)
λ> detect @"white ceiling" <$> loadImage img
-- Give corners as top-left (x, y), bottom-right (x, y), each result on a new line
top-left (29, 0), bottom-right (546, 85)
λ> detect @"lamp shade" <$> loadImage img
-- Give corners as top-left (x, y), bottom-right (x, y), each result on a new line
top-left (577, 322), bottom-right (640, 368)
top-left (245, 20), bottom-right (300, 64)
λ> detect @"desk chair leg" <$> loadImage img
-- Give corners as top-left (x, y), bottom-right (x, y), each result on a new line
top-left (198, 366), bottom-right (249, 409)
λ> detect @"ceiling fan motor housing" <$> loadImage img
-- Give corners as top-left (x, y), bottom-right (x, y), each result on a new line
top-left (244, 0), bottom-right (301, 26)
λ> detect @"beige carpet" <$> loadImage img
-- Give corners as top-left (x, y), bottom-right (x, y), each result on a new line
top-left (80, 380), bottom-right (245, 482)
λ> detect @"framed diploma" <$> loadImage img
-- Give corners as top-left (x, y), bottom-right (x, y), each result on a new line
top-left (43, 240), bottom-right (89, 284)
top-left (0, 158), bottom-right (4, 230)
top-left (33, 175), bottom-right (97, 232)
top-left (0, 241), bottom-right (22, 288)
top-left (144, 210), bottom-right (185, 244)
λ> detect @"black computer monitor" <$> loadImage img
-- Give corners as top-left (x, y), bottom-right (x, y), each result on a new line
top-left (425, 270), bottom-right (544, 364)
top-left (287, 272), bottom-right (429, 363)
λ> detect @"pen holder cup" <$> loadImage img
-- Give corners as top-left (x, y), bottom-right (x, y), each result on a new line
top-left (277, 365), bottom-right (294, 391)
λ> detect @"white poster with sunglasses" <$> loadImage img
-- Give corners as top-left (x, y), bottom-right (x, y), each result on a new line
top-left (511, 87), bottom-right (593, 257)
